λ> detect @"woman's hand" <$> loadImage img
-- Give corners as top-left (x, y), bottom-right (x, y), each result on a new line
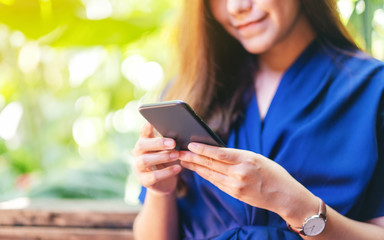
top-left (179, 142), bottom-right (318, 222)
top-left (132, 123), bottom-right (182, 196)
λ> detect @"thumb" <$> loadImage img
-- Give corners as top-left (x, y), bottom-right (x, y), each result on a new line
top-left (140, 122), bottom-right (155, 138)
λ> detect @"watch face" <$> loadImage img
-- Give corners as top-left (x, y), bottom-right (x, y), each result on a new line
top-left (303, 216), bottom-right (326, 236)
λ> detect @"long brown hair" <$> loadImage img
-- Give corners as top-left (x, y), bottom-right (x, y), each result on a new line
top-left (164, 0), bottom-right (358, 142)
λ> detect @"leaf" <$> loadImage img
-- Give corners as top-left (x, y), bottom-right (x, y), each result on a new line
top-left (0, 0), bottom-right (81, 39)
top-left (29, 160), bottom-right (129, 199)
top-left (0, 0), bottom-right (163, 46)
top-left (347, 0), bottom-right (384, 53)
top-left (42, 18), bottom-right (159, 47)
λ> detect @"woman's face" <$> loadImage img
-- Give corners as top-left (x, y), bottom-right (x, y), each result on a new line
top-left (209, 0), bottom-right (309, 54)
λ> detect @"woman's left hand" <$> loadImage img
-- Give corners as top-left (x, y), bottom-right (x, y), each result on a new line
top-left (179, 142), bottom-right (317, 220)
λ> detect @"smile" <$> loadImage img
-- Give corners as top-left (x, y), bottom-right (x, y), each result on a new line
top-left (233, 14), bottom-right (268, 35)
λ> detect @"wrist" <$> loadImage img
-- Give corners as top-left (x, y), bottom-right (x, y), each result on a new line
top-left (287, 197), bottom-right (327, 236)
top-left (280, 192), bottom-right (319, 228)
top-left (147, 188), bottom-right (177, 199)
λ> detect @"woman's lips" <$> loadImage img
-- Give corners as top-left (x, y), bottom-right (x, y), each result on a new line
top-left (233, 14), bottom-right (268, 36)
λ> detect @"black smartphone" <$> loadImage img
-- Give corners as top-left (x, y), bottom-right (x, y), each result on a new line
top-left (138, 100), bottom-right (225, 150)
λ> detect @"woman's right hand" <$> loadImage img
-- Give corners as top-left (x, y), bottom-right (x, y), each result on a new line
top-left (132, 122), bottom-right (182, 196)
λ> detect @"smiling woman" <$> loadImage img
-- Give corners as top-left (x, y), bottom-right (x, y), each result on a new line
top-left (210, 0), bottom-right (308, 55)
top-left (132, 0), bottom-right (384, 239)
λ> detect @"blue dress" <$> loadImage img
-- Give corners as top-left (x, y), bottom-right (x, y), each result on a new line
top-left (139, 40), bottom-right (384, 239)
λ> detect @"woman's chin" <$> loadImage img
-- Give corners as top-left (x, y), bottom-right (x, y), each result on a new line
top-left (240, 40), bottom-right (274, 55)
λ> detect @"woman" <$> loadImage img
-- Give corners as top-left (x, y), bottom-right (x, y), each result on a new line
top-left (133, 0), bottom-right (384, 239)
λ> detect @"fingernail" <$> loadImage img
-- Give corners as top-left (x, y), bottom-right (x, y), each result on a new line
top-left (188, 143), bottom-right (198, 151)
top-left (164, 139), bottom-right (174, 147)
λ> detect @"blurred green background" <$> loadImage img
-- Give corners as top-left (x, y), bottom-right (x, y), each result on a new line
top-left (0, 0), bottom-right (383, 204)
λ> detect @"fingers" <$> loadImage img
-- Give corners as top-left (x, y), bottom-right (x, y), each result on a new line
top-left (138, 164), bottom-right (182, 187)
top-left (140, 122), bottom-right (154, 138)
top-left (179, 150), bottom-right (238, 194)
top-left (133, 122), bottom-right (182, 193)
top-left (136, 151), bottom-right (179, 172)
top-left (188, 143), bottom-right (241, 164)
top-left (180, 157), bottom-right (229, 190)
top-left (133, 122), bottom-right (177, 156)
top-left (179, 151), bottom-right (230, 175)
top-left (134, 137), bottom-right (176, 156)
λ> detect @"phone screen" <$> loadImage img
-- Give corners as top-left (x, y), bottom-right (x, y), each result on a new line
top-left (138, 100), bottom-right (225, 150)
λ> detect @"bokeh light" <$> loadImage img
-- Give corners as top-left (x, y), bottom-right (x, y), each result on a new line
top-left (85, 0), bottom-right (113, 20)
top-left (0, 102), bottom-right (23, 141)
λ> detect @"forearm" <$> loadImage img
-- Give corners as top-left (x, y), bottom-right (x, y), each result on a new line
top-left (133, 190), bottom-right (179, 240)
top-left (281, 191), bottom-right (384, 239)
top-left (303, 207), bottom-right (384, 240)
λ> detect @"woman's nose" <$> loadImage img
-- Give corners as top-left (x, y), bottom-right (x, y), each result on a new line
top-left (227, 0), bottom-right (252, 15)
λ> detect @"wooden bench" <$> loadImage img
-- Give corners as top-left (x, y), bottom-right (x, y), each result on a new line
top-left (0, 198), bottom-right (140, 240)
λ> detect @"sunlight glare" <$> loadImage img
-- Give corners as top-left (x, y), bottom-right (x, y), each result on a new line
top-left (69, 48), bottom-right (104, 87)
top-left (18, 43), bottom-right (40, 74)
top-left (0, 197), bottom-right (30, 209)
top-left (337, 0), bottom-right (354, 24)
top-left (137, 61), bottom-right (164, 90)
top-left (121, 54), bottom-right (146, 83)
top-left (10, 31), bottom-right (25, 48)
top-left (72, 117), bottom-right (104, 147)
top-left (121, 55), bottom-right (164, 91)
top-left (373, 9), bottom-right (384, 27)
top-left (111, 101), bottom-right (143, 133)
top-left (86, 0), bottom-right (113, 20)
top-left (355, 0), bottom-right (365, 15)
top-left (75, 96), bottom-right (96, 114)
top-left (0, 102), bottom-right (23, 141)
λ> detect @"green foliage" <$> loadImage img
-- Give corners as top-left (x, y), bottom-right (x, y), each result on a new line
top-left (346, 0), bottom-right (384, 54)
top-left (0, 0), bottom-right (178, 202)
top-left (0, 0), bottom-right (168, 46)
top-left (29, 159), bottom-right (129, 199)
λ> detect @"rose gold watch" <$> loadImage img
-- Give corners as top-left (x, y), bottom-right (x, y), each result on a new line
top-left (287, 198), bottom-right (327, 237)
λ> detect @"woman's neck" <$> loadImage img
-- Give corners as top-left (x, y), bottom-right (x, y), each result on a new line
top-left (254, 12), bottom-right (315, 120)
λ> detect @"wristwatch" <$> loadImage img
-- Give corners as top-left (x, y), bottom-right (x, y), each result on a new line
top-left (287, 197), bottom-right (327, 237)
